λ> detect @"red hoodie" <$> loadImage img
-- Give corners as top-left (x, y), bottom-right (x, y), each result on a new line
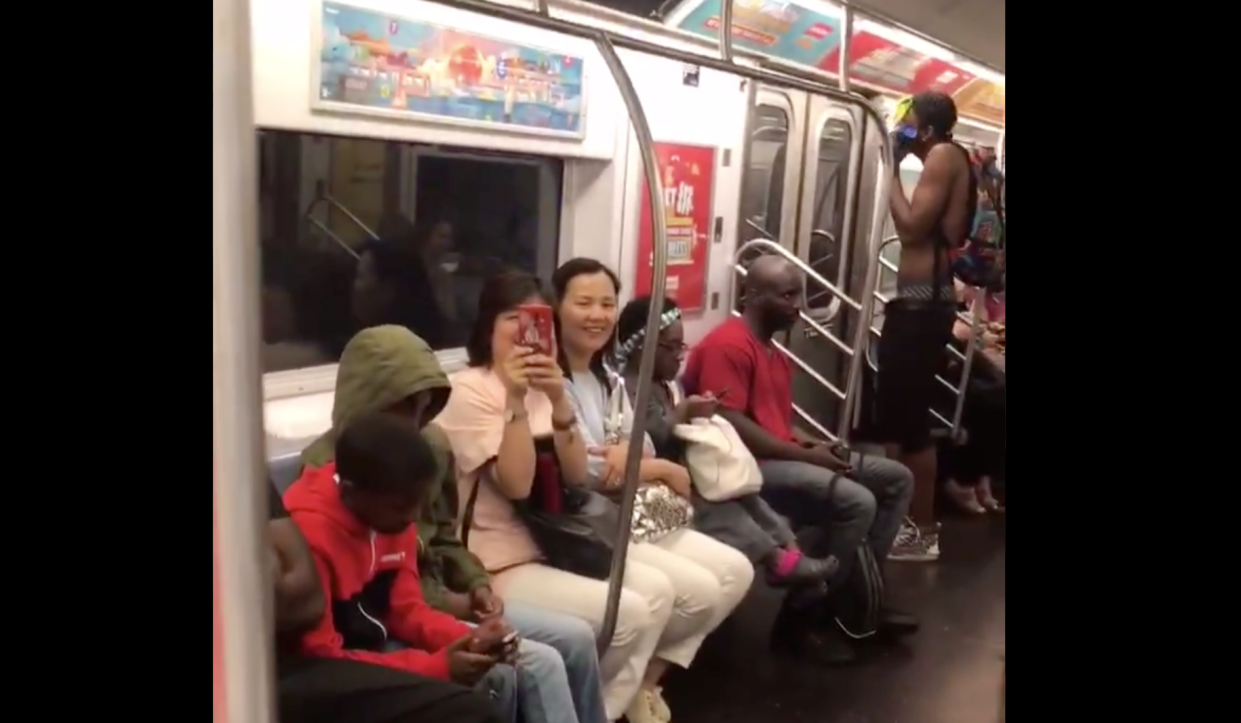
top-left (283, 462), bottom-right (471, 680)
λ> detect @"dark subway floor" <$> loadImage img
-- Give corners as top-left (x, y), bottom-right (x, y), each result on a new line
top-left (667, 517), bottom-right (1007, 723)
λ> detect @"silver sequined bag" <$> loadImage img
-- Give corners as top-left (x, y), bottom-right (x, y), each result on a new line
top-left (605, 373), bottom-right (693, 544)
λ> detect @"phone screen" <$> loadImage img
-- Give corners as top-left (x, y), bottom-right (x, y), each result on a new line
top-left (516, 304), bottom-right (555, 356)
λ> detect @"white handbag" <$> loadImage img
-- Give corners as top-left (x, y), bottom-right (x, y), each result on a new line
top-left (669, 384), bottom-right (763, 501)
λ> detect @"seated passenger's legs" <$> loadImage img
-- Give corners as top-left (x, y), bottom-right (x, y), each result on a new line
top-left (756, 459), bottom-right (877, 578)
top-left (278, 655), bottom-right (503, 723)
top-left (478, 665), bottom-right (517, 723)
top-left (846, 452), bottom-right (915, 560)
top-left (493, 561), bottom-right (673, 721)
top-left (630, 528), bottom-right (756, 665)
top-left (505, 602), bottom-right (608, 723)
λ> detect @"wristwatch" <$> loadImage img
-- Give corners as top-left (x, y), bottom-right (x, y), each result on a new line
top-left (551, 413), bottom-right (577, 432)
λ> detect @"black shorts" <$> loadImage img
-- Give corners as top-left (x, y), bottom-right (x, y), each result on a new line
top-left (874, 299), bottom-right (957, 452)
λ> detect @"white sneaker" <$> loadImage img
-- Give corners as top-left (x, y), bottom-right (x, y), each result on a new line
top-left (888, 520), bottom-right (941, 562)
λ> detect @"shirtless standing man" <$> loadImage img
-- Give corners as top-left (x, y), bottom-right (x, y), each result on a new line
top-left (878, 91), bottom-right (976, 562)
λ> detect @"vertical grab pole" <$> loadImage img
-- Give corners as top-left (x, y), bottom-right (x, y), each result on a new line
top-left (718, 0), bottom-right (734, 61)
top-left (213, 0), bottom-right (272, 720)
top-left (838, 3), bottom-right (853, 92)
top-left (534, 0), bottom-right (549, 15)
top-left (838, 113), bottom-right (896, 441)
top-left (593, 33), bottom-right (670, 654)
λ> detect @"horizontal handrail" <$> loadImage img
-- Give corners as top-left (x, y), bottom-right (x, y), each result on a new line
top-left (864, 236), bottom-right (989, 438)
top-left (734, 264), bottom-right (853, 357)
top-left (730, 310), bottom-right (847, 399)
top-left (735, 238), bottom-right (863, 313)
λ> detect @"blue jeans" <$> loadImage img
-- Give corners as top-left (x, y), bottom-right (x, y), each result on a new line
top-left (506, 602), bottom-right (608, 723)
top-left (381, 640), bottom-right (516, 722)
top-left (758, 452), bottom-right (914, 575)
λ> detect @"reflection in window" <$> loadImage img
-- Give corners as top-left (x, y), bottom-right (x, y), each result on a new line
top-left (741, 104), bottom-right (789, 242)
top-left (805, 119), bottom-right (851, 312)
top-left (258, 131), bottom-right (561, 373)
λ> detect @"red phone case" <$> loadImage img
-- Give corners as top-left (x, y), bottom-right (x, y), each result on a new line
top-left (517, 304), bottom-right (555, 356)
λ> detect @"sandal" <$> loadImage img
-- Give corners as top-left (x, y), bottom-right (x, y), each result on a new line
top-left (946, 479), bottom-right (986, 514)
top-left (976, 478), bottom-right (1005, 514)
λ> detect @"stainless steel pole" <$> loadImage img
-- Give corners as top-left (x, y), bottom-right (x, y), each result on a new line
top-left (839, 3), bottom-right (853, 92)
top-left (718, 0), bottom-right (734, 62)
top-left (214, 0), bottom-right (271, 719)
top-left (591, 33), bottom-right (670, 655)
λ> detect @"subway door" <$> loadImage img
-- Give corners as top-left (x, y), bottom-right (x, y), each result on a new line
top-left (785, 96), bottom-right (863, 438)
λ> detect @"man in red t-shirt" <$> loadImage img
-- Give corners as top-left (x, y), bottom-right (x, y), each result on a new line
top-left (683, 257), bottom-right (915, 665)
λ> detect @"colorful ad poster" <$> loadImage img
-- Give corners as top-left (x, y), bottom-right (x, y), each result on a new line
top-left (634, 143), bottom-right (717, 315)
top-left (818, 32), bottom-right (975, 97)
top-left (676, 0), bottom-right (841, 67)
top-left (315, 2), bottom-right (586, 138)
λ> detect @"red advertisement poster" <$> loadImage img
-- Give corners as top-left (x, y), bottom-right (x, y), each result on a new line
top-left (634, 142), bottom-right (716, 315)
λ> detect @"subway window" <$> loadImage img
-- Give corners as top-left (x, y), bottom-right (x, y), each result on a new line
top-left (258, 131), bottom-right (562, 374)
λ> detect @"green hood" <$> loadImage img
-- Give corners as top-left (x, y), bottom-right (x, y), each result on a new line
top-left (301, 325), bottom-right (451, 469)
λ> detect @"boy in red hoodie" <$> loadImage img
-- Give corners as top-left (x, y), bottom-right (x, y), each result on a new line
top-left (285, 411), bottom-right (516, 693)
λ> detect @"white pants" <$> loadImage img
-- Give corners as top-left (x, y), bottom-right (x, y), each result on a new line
top-left (492, 528), bottom-right (754, 721)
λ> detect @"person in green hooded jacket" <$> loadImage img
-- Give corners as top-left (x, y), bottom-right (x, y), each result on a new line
top-left (300, 325), bottom-right (607, 723)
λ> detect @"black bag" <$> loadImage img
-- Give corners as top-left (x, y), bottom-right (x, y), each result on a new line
top-left (462, 437), bottom-right (619, 580)
top-left (813, 458), bottom-right (885, 639)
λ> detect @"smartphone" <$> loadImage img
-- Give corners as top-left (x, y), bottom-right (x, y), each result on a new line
top-left (517, 304), bottom-right (556, 357)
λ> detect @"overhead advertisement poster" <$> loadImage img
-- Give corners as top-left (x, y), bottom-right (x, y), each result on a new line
top-left (676, 0), bottom-right (841, 66)
top-left (672, 0), bottom-right (1003, 125)
top-left (314, 1), bottom-right (587, 138)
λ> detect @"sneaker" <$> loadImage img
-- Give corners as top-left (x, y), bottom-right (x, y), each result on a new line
top-left (888, 520), bottom-right (941, 562)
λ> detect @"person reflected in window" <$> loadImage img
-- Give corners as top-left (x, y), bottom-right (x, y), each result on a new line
top-left (352, 239), bottom-right (450, 348)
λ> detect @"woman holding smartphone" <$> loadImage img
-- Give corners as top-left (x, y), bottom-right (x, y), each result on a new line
top-left (435, 270), bottom-right (680, 723)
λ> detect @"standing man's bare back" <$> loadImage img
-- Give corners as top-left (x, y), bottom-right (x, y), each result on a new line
top-left (875, 91), bottom-right (976, 562)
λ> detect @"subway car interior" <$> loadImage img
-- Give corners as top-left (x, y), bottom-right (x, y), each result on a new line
top-left (215, 1), bottom-right (1005, 722)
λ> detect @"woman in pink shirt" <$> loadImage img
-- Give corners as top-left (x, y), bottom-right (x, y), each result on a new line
top-left (434, 271), bottom-right (684, 723)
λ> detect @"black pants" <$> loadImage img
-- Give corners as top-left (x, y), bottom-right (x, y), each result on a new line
top-left (875, 300), bottom-right (958, 452)
top-left (278, 656), bottom-right (502, 723)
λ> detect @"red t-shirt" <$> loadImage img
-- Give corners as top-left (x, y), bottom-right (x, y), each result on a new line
top-left (683, 317), bottom-right (794, 443)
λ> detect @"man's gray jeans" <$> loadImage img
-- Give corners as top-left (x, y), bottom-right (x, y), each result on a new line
top-left (757, 452), bottom-right (914, 576)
